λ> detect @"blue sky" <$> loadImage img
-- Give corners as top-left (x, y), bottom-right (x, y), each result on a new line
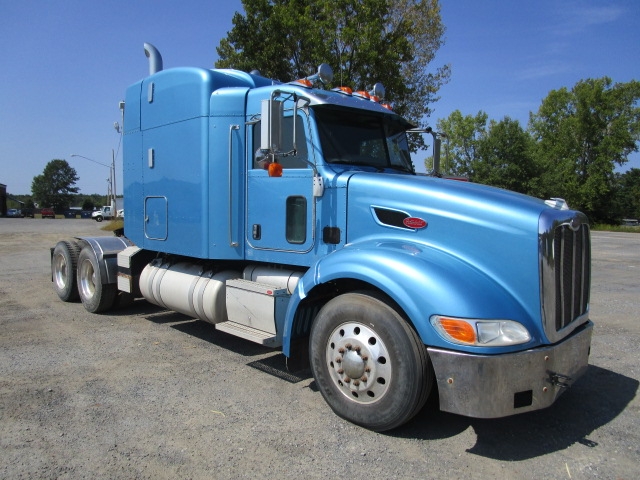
top-left (1, 0), bottom-right (638, 195)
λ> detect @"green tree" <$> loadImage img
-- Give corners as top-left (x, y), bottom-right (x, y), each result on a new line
top-left (474, 117), bottom-right (538, 195)
top-left (426, 110), bottom-right (488, 176)
top-left (615, 168), bottom-right (640, 220)
top-left (529, 78), bottom-right (640, 222)
top-left (216, 0), bottom-right (450, 137)
top-left (31, 159), bottom-right (79, 211)
top-left (82, 198), bottom-right (95, 211)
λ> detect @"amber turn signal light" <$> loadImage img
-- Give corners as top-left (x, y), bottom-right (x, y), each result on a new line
top-left (268, 162), bottom-right (283, 177)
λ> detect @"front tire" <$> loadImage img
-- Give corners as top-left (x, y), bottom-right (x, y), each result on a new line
top-left (309, 291), bottom-right (432, 432)
top-left (77, 246), bottom-right (117, 313)
top-left (52, 240), bottom-right (81, 301)
top-left (94, 215), bottom-right (103, 222)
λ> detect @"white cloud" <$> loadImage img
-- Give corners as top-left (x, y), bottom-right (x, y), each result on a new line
top-left (517, 63), bottom-right (571, 81)
top-left (553, 4), bottom-right (624, 35)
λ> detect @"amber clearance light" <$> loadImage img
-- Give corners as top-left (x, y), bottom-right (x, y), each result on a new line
top-left (437, 318), bottom-right (476, 344)
top-left (268, 162), bottom-right (283, 177)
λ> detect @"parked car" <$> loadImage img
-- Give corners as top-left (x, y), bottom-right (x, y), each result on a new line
top-left (6, 209), bottom-right (24, 218)
top-left (41, 208), bottom-right (55, 219)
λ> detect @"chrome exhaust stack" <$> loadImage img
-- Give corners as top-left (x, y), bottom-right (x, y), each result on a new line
top-left (144, 42), bottom-right (163, 75)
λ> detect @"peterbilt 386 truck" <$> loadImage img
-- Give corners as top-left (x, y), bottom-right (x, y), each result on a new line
top-left (51, 43), bottom-right (592, 431)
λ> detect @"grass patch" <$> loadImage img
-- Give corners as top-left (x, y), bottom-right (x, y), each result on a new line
top-left (101, 218), bottom-right (124, 232)
top-left (591, 224), bottom-right (640, 233)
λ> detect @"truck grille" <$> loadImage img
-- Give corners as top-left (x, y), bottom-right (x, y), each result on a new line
top-left (540, 213), bottom-right (591, 342)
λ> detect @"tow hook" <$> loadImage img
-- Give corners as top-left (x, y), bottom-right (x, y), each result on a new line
top-left (548, 372), bottom-right (572, 389)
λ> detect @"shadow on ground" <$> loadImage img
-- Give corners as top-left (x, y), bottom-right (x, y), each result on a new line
top-left (392, 364), bottom-right (638, 460)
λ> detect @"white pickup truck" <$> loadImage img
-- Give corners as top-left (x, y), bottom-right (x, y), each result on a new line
top-left (91, 206), bottom-right (123, 222)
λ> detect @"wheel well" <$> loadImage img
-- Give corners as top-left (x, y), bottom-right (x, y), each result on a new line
top-left (292, 279), bottom-right (439, 409)
top-left (289, 278), bottom-right (416, 350)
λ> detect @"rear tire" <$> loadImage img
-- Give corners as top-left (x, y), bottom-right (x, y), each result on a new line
top-left (52, 240), bottom-right (81, 301)
top-left (77, 246), bottom-right (117, 313)
top-left (309, 291), bottom-right (432, 432)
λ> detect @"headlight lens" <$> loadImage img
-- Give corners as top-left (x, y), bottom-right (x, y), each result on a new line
top-left (430, 316), bottom-right (531, 346)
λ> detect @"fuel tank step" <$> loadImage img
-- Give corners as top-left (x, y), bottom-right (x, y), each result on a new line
top-left (215, 321), bottom-right (281, 347)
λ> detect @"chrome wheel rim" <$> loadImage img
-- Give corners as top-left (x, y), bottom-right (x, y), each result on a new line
top-left (326, 322), bottom-right (392, 404)
top-left (53, 253), bottom-right (68, 290)
top-left (79, 258), bottom-right (96, 300)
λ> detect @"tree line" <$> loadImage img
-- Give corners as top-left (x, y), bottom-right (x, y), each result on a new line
top-left (428, 78), bottom-right (640, 223)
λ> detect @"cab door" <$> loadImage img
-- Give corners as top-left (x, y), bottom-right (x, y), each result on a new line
top-left (246, 114), bottom-right (315, 256)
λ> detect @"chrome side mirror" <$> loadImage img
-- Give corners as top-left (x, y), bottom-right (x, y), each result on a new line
top-left (260, 99), bottom-right (283, 153)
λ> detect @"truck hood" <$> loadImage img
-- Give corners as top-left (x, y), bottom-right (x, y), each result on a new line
top-left (341, 171), bottom-right (549, 324)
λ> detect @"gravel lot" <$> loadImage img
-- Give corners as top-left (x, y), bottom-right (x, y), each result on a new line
top-left (1, 218), bottom-right (638, 479)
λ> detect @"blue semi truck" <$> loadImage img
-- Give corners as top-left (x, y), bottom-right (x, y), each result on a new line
top-left (51, 43), bottom-right (592, 431)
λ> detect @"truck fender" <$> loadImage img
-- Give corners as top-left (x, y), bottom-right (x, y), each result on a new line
top-left (75, 236), bottom-right (132, 284)
top-left (282, 239), bottom-right (534, 356)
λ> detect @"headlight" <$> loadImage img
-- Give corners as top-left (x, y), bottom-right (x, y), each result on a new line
top-left (430, 315), bottom-right (531, 347)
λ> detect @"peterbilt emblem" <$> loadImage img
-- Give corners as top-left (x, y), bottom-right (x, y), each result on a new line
top-left (403, 217), bottom-right (428, 229)
top-left (569, 217), bottom-right (582, 231)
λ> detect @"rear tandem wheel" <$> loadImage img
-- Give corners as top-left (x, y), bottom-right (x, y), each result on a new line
top-left (77, 245), bottom-right (117, 313)
top-left (52, 240), bottom-right (81, 302)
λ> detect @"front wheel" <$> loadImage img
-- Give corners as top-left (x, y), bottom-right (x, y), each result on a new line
top-left (309, 291), bottom-right (432, 432)
top-left (94, 215), bottom-right (103, 222)
top-left (77, 246), bottom-right (117, 313)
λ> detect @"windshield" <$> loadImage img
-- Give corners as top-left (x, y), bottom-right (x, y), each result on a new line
top-left (314, 106), bottom-right (414, 173)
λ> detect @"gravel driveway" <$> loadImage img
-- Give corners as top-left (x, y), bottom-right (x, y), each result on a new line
top-left (1, 219), bottom-right (638, 479)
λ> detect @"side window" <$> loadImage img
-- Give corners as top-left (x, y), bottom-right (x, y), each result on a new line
top-left (286, 196), bottom-right (307, 244)
top-left (252, 115), bottom-right (309, 169)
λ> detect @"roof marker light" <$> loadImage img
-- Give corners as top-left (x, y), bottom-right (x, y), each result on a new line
top-left (353, 90), bottom-right (371, 100)
top-left (291, 78), bottom-right (313, 88)
top-left (332, 86), bottom-right (353, 95)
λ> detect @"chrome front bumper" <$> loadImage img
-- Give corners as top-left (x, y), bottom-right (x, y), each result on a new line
top-left (427, 321), bottom-right (593, 418)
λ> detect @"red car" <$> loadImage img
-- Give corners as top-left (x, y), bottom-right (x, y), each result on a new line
top-left (41, 208), bottom-right (55, 219)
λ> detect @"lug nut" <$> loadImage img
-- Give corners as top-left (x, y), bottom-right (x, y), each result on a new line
top-left (361, 375), bottom-right (368, 382)
top-left (354, 346), bottom-right (361, 353)
top-left (345, 344), bottom-right (352, 350)
top-left (353, 380), bottom-right (360, 386)
top-left (364, 367), bottom-right (371, 373)
top-left (338, 347), bottom-right (345, 354)
top-left (361, 355), bottom-right (368, 361)
top-left (335, 358), bottom-right (342, 364)
top-left (344, 377), bottom-right (351, 383)
top-left (337, 369), bottom-right (344, 374)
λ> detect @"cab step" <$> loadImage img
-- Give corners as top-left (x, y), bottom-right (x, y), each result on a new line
top-left (215, 320), bottom-right (281, 347)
